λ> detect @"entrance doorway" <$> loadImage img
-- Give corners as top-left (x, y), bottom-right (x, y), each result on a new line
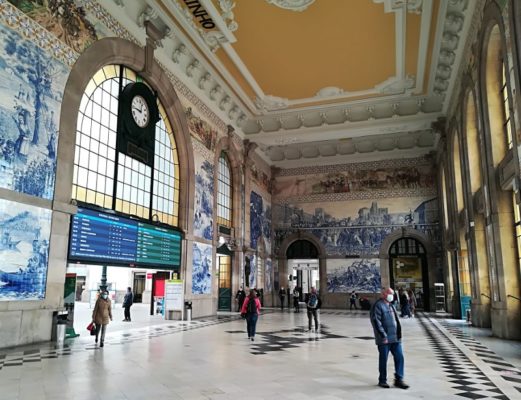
top-left (133, 272), bottom-right (146, 303)
top-left (389, 238), bottom-right (429, 310)
top-left (287, 240), bottom-right (319, 300)
top-left (217, 244), bottom-right (232, 311)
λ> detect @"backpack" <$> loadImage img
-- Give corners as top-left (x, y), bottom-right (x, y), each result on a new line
top-left (246, 298), bottom-right (257, 314)
top-left (308, 293), bottom-right (318, 308)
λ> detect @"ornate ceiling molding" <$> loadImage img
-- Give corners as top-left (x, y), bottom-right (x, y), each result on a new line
top-left (264, 0), bottom-right (316, 12)
top-left (427, 0), bottom-right (474, 106)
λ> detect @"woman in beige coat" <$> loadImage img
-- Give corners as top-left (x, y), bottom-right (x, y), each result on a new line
top-left (92, 290), bottom-right (112, 347)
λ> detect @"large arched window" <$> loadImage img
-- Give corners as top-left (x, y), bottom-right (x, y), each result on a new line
top-left (453, 129), bottom-right (464, 213)
top-left (72, 65), bottom-right (179, 226)
top-left (441, 167), bottom-right (450, 230)
top-left (465, 91), bottom-right (481, 193)
top-left (216, 152), bottom-right (232, 228)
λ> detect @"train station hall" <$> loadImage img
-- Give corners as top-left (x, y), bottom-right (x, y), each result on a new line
top-left (0, 0), bottom-right (520, 399)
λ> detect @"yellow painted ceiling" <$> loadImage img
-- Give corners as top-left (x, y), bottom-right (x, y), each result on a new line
top-left (214, 0), bottom-right (427, 102)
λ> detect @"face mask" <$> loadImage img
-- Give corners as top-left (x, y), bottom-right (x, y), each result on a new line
top-left (386, 294), bottom-right (394, 302)
top-left (102, 294), bottom-right (108, 299)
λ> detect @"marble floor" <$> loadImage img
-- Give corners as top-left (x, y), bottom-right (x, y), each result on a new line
top-left (0, 310), bottom-right (520, 400)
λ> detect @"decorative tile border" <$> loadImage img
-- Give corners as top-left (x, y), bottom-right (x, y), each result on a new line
top-left (276, 156), bottom-right (433, 177)
top-left (0, 1), bottom-right (78, 66)
top-left (274, 187), bottom-right (437, 204)
top-left (192, 139), bottom-right (214, 161)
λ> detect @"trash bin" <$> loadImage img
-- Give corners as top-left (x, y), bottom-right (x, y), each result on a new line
top-left (184, 301), bottom-right (192, 321)
top-left (55, 311), bottom-right (68, 344)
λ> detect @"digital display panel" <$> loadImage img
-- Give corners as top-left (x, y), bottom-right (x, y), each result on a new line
top-left (68, 207), bottom-right (182, 269)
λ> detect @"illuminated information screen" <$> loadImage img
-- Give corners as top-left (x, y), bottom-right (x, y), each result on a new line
top-left (69, 207), bottom-right (182, 269)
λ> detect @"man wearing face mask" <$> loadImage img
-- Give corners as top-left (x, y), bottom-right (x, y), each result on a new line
top-left (369, 287), bottom-right (409, 390)
top-left (92, 290), bottom-right (113, 347)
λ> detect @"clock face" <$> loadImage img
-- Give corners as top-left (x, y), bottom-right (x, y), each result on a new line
top-left (131, 95), bottom-right (149, 128)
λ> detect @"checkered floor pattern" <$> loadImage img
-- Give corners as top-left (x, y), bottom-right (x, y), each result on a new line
top-left (0, 314), bottom-right (243, 371)
top-left (440, 321), bottom-right (521, 395)
top-left (418, 314), bottom-right (509, 399)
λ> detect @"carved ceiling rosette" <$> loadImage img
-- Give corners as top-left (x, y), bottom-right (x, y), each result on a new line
top-left (265, 0), bottom-right (316, 12)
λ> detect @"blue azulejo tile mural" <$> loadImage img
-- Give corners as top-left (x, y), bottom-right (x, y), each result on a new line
top-left (326, 259), bottom-right (381, 293)
top-left (0, 23), bottom-right (68, 199)
top-left (247, 254), bottom-right (257, 289)
top-left (0, 199), bottom-right (52, 301)
top-left (192, 242), bottom-right (212, 295)
top-left (250, 191), bottom-right (272, 252)
top-left (265, 258), bottom-right (273, 293)
top-left (193, 155), bottom-right (214, 241)
top-left (273, 197), bottom-right (439, 257)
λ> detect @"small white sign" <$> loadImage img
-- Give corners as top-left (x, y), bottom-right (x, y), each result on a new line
top-left (164, 279), bottom-right (184, 315)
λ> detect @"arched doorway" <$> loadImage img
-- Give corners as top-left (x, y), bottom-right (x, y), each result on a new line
top-left (389, 238), bottom-right (429, 310)
top-left (287, 240), bottom-right (319, 301)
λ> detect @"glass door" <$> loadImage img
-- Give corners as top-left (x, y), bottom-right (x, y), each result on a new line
top-left (218, 255), bottom-right (231, 311)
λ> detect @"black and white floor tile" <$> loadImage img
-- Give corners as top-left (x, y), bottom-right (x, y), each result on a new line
top-left (418, 314), bottom-right (509, 399)
top-left (440, 320), bottom-right (521, 395)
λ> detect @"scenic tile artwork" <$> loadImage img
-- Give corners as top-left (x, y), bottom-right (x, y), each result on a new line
top-left (274, 163), bottom-right (435, 197)
top-left (186, 107), bottom-right (217, 151)
top-left (193, 154), bottom-right (214, 240)
top-left (0, 199), bottom-right (52, 301)
top-left (192, 242), bottom-right (212, 295)
top-left (247, 254), bottom-right (257, 289)
top-left (0, 23), bottom-right (69, 199)
top-left (7, 0), bottom-right (98, 53)
top-left (326, 258), bottom-right (381, 293)
top-left (250, 191), bottom-right (272, 253)
top-left (273, 197), bottom-right (439, 257)
top-left (265, 258), bottom-right (273, 292)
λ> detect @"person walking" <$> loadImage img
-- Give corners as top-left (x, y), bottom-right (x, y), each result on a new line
top-left (399, 288), bottom-right (411, 318)
top-left (306, 287), bottom-right (321, 331)
top-left (279, 287), bottom-right (286, 310)
top-left (122, 287), bottom-right (133, 322)
top-left (92, 290), bottom-right (112, 347)
top-left (349, 291), bottom-right (358, 310)
top-left (293, 287), bottom-right (300, 313)
top-left (407, 289), bottom-right (417, 318)
top-left (370, 287), bottom-right (409, 389)
top-left (287, 287), bottom-right (291, 308)
top-left (235, 287), bottom-right (246, 312)
top-left (241, 289), bottom-right (261, 341)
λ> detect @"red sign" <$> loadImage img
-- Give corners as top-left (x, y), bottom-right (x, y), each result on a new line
top-left (147, 273), bottom-right (153, 279)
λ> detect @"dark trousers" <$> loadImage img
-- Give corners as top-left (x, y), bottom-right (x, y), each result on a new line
top-left (377, 342), bottom-right (404, 384)
top-left (350, 300), bottom-right (357, 310)
top-left (95, 324), bottom-right (107, 344)
top-left (246, 313), bottom-right (258, 338)
top-left (124, 306), bottom-right (131, 321)
top-left (279, 296), bottom-right (285, 310)
top-left (307, 308), bottom-right (319, 329)
top-left (294, 297), bottom-right (300, 312)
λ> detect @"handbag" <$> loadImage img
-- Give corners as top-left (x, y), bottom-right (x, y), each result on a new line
top-left (87, 322), bottom-right (94, 331)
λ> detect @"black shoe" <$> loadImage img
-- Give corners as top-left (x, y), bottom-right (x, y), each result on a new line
top-left (100, 342), bottom-right (104, 348)
top-left (394, 380), bottom-right (409, 389)
top-left (251, 337), bottom-right (254, 341)
top-left (378, 382), bottom-right (390, 388)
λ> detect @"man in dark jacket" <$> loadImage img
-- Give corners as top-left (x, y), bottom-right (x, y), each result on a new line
top-left (369, 287), bottom-right (409, 389)
top-left (122, 287), bottom-right (133, 322)
top-left (235, 287), bottom-right (246, 312)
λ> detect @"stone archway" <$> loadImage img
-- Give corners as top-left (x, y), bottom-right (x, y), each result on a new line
top-left (379, 227), bottom-right (438, 311)
top-left (277, 231), bottom-right (327, 302)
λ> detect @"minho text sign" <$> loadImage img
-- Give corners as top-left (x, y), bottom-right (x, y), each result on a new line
top-left (183, 0), bottom-right (216, 29)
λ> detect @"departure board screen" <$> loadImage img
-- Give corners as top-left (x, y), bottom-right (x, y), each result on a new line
top-left (68, 207), bottom-right (182, 269)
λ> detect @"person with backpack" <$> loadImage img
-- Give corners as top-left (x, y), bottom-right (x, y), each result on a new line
top-left (306, 287), bottom-right (321, 331)
top-left (293, 287), bottom-right (300, 312)
top-left (349, 291), bottom-right (358, 310)
top-left (240, 289), bottom-right (261, 341)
